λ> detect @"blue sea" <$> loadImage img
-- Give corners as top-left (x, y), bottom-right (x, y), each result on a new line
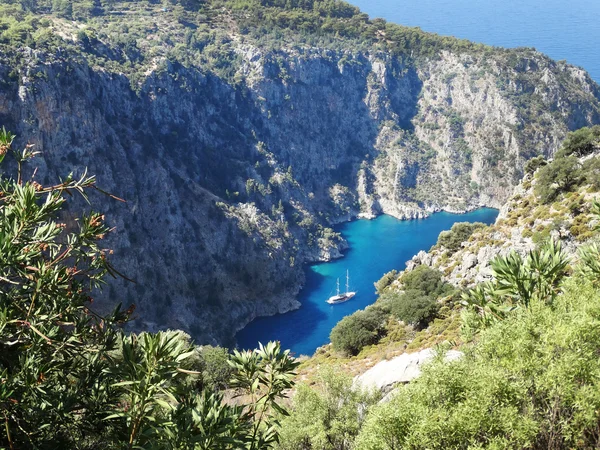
top-left (349, 0), bottom-right (600, 83)
top-left (237, 209), bottom-right (498, 356)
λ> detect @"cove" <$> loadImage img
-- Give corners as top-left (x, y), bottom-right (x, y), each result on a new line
top-left (348, 0), bottom-right (600, 83)
top-left (236, 208), bottom-right (498, 356)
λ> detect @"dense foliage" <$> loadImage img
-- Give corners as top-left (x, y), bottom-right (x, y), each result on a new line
top-left (330, 266), bottom-right (452, 355)
top-left (0, 0), bottom-right (484, 60)
top-left (387, 291), bottom-right (439, 327)
top-left (277, 368), bottom-right (379, 450)
top-left (0, 130), bottom-right (298, 449)
top-left (382, 266), bottom-right (454, 327)
top-left (524, 154), bottom-right (548, 174)
top-left (555, 125), bottom-right (600, 158)
top-left (329, 306), bottom-right (387, 356)
top-left (356, 274), bottom-right (600, 449)
top-left (373, 269), bottom-right (398, 295)
top-left (434, 221), bottom-right (486, 254)
top-left (197, 345), bottom-right (235, 391)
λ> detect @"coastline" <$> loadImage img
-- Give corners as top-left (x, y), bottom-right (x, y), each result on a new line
top-left (235, 207), bottom-right (499, 353)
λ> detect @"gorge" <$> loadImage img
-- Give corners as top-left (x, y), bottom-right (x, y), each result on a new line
top-left (0, 0), bottom-right (599, 347)
top-left (6, 1), bottom-right (600, 447)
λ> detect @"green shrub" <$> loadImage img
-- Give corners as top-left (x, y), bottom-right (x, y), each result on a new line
top-left (399, 265), bottom-right (453, 297)
top-left (374, 269), bottom-right (398, 294)
top-left (534, 127), bottom-right (600, 204)
top-left (388, 290), bottom-right (439, 326)
top-left (555, 124), bottom-right (600, 158)
top-left (582, 156), bottom-right (600, 190)
top-left (535, 155), bottom-right (582, 203)
top-left (330, 307), bottom-right (387, 356)
top-left (52, 0), bottom-right (73, 18)
top-left (377, 266), bottom-right (454, 327)
top-left (199, 345), bottom-right (233, 391)
top-left (435, 222), bottom-right (486, 254)
top-left (277, 368), bottom-right (380, 450)
top-left (569, 213), bottom-right (593, 240)
top-left (532, 227), bottom-right (551, 244)
top-left (524, 154), bottom-right (547, 174)
top-left (461, 240), bottom-right (569, 335)
top-left (356, 278), bottom-right (600, 450)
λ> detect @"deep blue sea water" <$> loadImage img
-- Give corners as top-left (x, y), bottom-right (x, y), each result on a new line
top-left (237, 208), bottom-right (498, 356)
top-left (349, 0), bottom-right (600, 82)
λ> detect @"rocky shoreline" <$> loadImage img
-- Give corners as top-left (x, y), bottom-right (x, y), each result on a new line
top-left (2, 34), bottom-right (599, 345)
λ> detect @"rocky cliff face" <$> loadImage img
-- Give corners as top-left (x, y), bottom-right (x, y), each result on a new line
top-left (401, 152), bottom-right (600, 290)
top-left (1, 32), bottom-right (599, 344)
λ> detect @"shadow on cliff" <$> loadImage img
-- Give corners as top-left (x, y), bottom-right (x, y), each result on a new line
top-left (246, 52), bottom-right (424, 192)
top-left (385, 59), bottom-right (424, 132)
top-left (0, 53), bottom-right (426, 347)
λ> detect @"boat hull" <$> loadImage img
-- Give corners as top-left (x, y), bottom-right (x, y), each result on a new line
top-left (326, 292), bottom-right (356, 304)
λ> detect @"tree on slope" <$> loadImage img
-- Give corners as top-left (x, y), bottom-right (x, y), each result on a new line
top-left (0, 128), bottom-right (298, 449)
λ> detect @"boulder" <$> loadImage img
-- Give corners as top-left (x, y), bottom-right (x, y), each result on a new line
top-left (462, 253), bottom-right (478, 270)
top-left (355, 348), bottom-right (463, 393)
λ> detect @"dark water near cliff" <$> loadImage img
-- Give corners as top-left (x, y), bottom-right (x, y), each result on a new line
top-left (237, 208), bottom-right (498, 356)
top-left (350, 0), bottom-right (600, 82)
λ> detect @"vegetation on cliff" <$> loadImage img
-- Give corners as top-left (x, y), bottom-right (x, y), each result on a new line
top-left (1, 0), bottom-right (598, 344)
top-left (535, 125), bottom-right (600, 203)
top-left (330, 265), bottom-right (456, 356)
top-left (0, 0), bottom-right (485, 61)
top-left (354, 276), bottom-right (600, 449)
top-left (433, 221), bottom-right (487, 255)
top-left (286, 275), bottom-right (600, 449)
top-left (0, 132), bottom-right (298, 449)
top-left (324, 126), bottom-right (600, 359)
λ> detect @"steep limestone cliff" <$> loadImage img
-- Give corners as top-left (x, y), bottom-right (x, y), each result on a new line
top-left (1, 1), bottom-right (599, 344)
top-left (401, 150), bottom-right (600, 291)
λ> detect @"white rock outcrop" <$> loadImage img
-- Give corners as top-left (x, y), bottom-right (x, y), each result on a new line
top-left (355, 348), bottom-right (463, 392)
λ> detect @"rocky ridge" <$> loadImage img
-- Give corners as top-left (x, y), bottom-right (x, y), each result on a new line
top-left (399, 154), bottom-right (600, 292)
top-left (1, 3), bottom-right (600, 344)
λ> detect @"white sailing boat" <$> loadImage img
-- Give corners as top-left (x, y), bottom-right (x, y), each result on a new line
top-left (326, 270), bottom-right (356, 304)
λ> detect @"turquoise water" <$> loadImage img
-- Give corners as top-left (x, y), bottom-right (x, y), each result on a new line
top-left (237, 208), bottom-right (498, 356)
top-left (349, 0), bottom-right (600, 83)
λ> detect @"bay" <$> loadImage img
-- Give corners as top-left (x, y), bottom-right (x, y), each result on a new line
top-left (237, 208), bottom-right (498, 356)
top-left (349, 0), bottom-right (600, 83)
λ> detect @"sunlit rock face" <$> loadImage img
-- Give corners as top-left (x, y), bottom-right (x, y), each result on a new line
top-left (355, 348), bottom-right (464, 393)
top-left (1, 41), bottom-right (598, 344)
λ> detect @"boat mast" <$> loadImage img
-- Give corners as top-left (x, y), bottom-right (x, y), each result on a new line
top-left (346, 270), bottom-right (350, 293)
top-left (336, 278), bottom-right (340, 296)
